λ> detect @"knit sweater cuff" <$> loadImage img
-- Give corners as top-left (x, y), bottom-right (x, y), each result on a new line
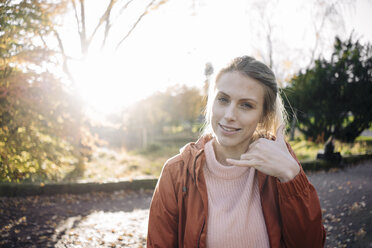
top-left (276, 168), bottom-right (310, 198)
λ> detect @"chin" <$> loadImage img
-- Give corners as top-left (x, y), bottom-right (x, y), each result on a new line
top-left (215, 136), bottom-right (243, 149)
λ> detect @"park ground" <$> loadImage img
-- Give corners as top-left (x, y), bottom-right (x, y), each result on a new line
top-left (0, 160), bottom-right (371, 248)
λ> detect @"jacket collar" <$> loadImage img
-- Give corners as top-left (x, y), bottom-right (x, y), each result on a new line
top-left (180, 134), bottom-right (269, 191)
top-left (180, 135), bottom-right (212, 183)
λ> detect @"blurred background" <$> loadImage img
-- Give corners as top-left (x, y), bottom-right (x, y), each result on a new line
top-left (1, 0), bottom-right (371, 183)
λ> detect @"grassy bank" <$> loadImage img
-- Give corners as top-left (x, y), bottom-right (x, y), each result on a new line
top-left (289, 136), bottom-right (371, 161)
top-left (78, 136), bottom-right (371, 183)
top-left (6, 135), bottom-right (371, 184)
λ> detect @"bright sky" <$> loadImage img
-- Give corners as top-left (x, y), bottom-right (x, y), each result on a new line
top-left (61, 0), bottom-right (372, 117)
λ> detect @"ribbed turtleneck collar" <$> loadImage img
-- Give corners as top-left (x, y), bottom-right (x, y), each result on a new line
top-left (204, 139), bottom-right (250, 180)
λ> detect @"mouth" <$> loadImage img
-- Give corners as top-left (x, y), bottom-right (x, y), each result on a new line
top-left (219, 123), bottom-right (242, 133)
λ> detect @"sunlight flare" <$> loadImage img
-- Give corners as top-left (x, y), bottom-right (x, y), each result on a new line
top-left (70, 53), bottom-right (145, 114)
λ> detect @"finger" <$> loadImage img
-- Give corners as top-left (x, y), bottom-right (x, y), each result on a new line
top-left (226, 158), bottom-right (256, 167)
top-left (241, 150), bottom-right (262, 161)
top-left (248, 138), bottom-right (268, 153)
top-left (275, 124), bottom-right (286, 143)
top-left (248, 138), bottom-right (262, 150)
top-left (241, 153), bottom-right (254, 160)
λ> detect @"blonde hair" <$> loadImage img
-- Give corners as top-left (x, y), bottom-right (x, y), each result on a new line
top-left (202, 56), bottom-right (287, 139)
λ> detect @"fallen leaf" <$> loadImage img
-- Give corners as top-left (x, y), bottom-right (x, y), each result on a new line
top-left (355, 227), bottom-right (366, 240)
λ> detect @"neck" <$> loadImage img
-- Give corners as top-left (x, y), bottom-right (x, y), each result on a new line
top-left (212, 139), bottom-right (249, 166)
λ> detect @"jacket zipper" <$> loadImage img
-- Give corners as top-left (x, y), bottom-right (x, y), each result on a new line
top-left (197, 218), bottom-right (205, 248)
top-left (193, 149), bottom-right (205, 247)
top-left (193, 150), bottom-right (204, 185)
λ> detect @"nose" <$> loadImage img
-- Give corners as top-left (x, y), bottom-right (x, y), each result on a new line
top-left (224, 104), bottom-right (236, 121)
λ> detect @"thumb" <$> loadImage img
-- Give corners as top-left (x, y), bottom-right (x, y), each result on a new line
top-left (226, 158), bottom-right (255, 167)
top-left (275, 124), bottom-right (286, 143)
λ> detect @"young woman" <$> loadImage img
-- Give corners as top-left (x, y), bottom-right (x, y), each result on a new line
top-left (147, 56), bottom-right (325, 248)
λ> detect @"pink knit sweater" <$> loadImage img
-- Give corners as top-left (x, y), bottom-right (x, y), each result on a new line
top-left (203, 139), bottom-right (270, 248)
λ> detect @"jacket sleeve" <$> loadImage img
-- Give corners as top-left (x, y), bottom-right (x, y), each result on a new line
top-left (276, 144), bottom-right (326, 248)
top-left (147, 164), bottom-right (179, 248)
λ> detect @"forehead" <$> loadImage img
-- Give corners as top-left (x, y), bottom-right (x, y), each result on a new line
top-left (215, 71), bottom-right (265, 102)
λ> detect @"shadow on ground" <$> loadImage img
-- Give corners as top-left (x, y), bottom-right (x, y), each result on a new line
top-left (0, 189), bottom-right (153, 247)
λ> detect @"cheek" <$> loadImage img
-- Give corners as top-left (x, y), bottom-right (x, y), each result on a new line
top-left (242, 111), bottom-right (262, 127)
top-left (211, 101), bottom-right (221, 120)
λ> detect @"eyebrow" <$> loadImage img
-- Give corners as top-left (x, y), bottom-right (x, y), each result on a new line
top-left (217, 91), bottom-right (258, 104)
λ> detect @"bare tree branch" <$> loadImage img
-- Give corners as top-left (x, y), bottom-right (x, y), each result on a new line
top-left (113, 0), bottom-right (135, 23)
top-left (115, 0), bottom-right (157, 51)
top-left (308, 2), bottom-right (334, 67)
top-left (88, 0), bottom-right (116, 47)
top-left (53, 30), bottom-right (76, 85)
top-left (38, 33), bottom-right (48, 48)
top-left (101, 8), bottom-right (113, 49)
top-left (266, 21), bottom-right (274, 69)
top-left (79, 0), bottom-right (88, 54)
top-left (71, 0), bottom-right (81, 37)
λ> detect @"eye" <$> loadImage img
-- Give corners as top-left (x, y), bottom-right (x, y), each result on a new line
top-left (217, 96), bottom-right (229, 103)
top-left (241, 102), bottom-right (252, 109)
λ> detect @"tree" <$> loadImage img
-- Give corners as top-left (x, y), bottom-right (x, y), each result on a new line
top-left (50, 0), bottom-right (170, 165)
top-left (0, 0), bottom-right (93, 182)
top-left (0, 0), bottom-right (171, 181)
top-left (120, 85), bottom-right (204, 149)
top-left (247, 0), bottom-right (351, 84)
top-left (282, 35), bottom-right (372, 143)
top-left (51, 0), bottom-right (169, 83)
top-left (203, 62), bottom-right (213, 97)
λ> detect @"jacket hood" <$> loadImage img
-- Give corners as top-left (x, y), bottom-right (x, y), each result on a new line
top-left (179, 135), bottom-right (213, 182)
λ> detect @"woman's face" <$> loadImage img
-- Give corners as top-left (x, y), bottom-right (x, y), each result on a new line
top-left (211, 71), bottom-right (265, 154)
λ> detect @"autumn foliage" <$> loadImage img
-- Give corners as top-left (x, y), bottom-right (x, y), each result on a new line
top-left (0, 1), bottom-right (92, 182)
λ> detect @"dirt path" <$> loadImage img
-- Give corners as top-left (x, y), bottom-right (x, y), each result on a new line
top-left (0, 190), bottom-right (153, 247)
top-left (1, 160), bottom-right (371, 247)
top-left (308, 160), bottom-right (372, 248)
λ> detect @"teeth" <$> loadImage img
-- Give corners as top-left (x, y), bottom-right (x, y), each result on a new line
top-left (221, 125), bottom-right (239, 132)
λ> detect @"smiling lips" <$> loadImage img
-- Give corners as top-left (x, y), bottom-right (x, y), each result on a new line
top-left (219, 123), bottom-right (242, 134)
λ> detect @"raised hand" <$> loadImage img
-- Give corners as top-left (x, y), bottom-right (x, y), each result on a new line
top-left (226, 124), bottom-right (300, 182)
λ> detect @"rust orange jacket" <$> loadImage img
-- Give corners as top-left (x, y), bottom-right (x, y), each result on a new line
top-left (147, 136), bottom-right (326, 248)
